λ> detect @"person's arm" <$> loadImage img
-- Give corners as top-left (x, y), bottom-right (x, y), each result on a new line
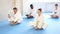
top-left (28, 9), bottom-right (31, 15)
top-left (14, 11), bottom-right (22, 22)
top-left (8, 11), bottom-right (12, 19)
top-left (8, 14), bottom-right (11, 18)
top-left (34, 16), bottom-right (38, 23)
top-left (31, 9), bottom-right (36, 17)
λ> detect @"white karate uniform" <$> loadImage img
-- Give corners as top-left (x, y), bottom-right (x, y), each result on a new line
top-left (29, 14), bottom-right (47, 29)
top-left (8, 11), bottom-right (22, 23)
top-left (27, 8), bottom-right (36, 17)
top-left (51, 7), bottom-right (60, 16)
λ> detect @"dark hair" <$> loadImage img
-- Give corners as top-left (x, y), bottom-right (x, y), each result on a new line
top-left (55, 4), bottom-right (58, 6)
top-left (38, 8), bottom-right (42, 12)
top-left (30, 4), bottom-right (33, 7)
top-left (13, 7), bottom-right (17, 10)
top-left (30, 4), bottom-right (33, 9)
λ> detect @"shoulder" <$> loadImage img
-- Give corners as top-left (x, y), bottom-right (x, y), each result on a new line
top-left (17, 11), bottom-right (20, 13)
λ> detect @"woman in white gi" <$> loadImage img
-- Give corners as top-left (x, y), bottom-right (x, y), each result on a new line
top-left (51, 4), bottom-right (60, 18)
top-left (29, 8), bottom-right (47, 30)
top-left (26, 4), bottom-right (36, 18)
top-left (8, 7), bottom-right (22, 25)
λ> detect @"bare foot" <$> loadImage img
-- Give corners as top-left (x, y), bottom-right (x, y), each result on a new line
top-left (35, 26), bottom-right (39, 30)
top-left (10, 21), bottom-right (15, 26)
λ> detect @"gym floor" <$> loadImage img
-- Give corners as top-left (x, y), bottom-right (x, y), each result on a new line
top-left (0, 13), bottom-right (60, 34)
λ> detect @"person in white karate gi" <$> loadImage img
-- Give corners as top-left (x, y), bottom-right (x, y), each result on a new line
top-left (8, 7), bottom-right (22, 25)
top-left (29, 8), bottom-right (47, 30)
top-left (51, 4), bottom-right (60, 18)
top-left (26, 4), bottom-right (36, 18)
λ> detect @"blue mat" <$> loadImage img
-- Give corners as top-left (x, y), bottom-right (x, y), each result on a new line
top-left (0, 13), bottom-right (60, 34)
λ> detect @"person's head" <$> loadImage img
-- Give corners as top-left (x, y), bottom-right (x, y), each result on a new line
top-left (13, 7), bottom-right (17, 14)
top-left (55, 4), bottom-right (58, 8)
top-left (37, 8), bottom-right (42, 15)
top-left (30, 4), bottom-right (34, 9)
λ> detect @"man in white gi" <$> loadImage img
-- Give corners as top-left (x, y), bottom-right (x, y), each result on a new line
top-left (51, 4), bottom-right (60, 18)
top-left (8, 7), bottom-right (22, 25)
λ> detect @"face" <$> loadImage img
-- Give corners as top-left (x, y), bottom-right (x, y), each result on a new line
top-left (30, 6), bottom-right (33, 9)
top-left (38, 10), bottom-right (41, 15)
top-left (55, 5), bottom-right (58, 7)
top-left (55, 5), bottom-right (58, 10)
top-left (13, 9), bottom-right (17, 14)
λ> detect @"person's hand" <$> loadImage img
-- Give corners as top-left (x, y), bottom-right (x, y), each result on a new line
top-left (8, 14), bottom-right (11, 18)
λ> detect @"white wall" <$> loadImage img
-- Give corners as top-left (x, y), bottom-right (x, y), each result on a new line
top-left (33, 2), bottom-right (60, 12)
top-left (0, 0), bottom-right (13, 21)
